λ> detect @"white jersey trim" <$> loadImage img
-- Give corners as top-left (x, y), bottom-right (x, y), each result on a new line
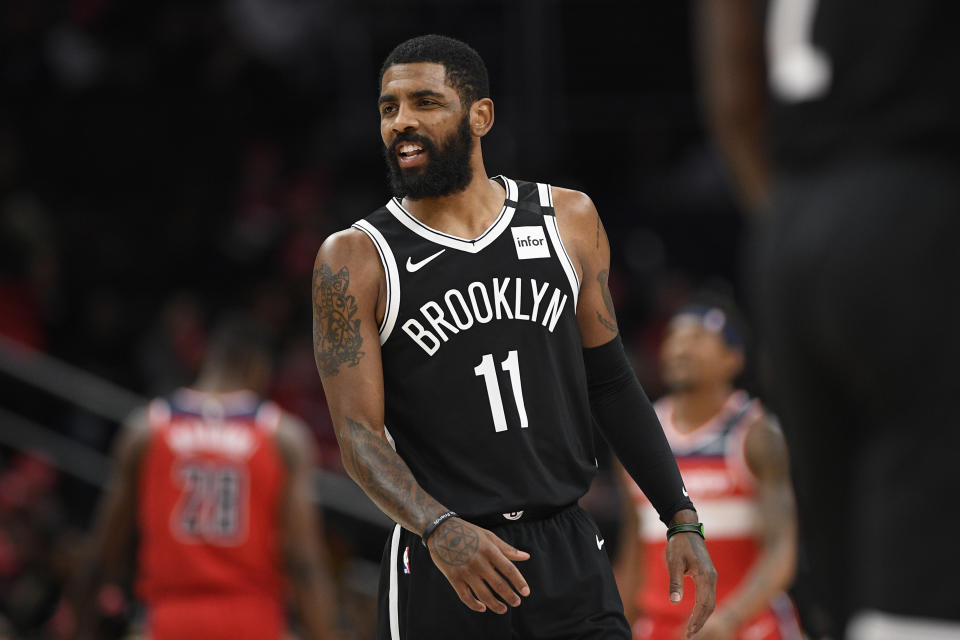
top-left (172, 388), bottom-right (259, 413)
top-left (657, 390), bottom-right (753, 453)
top-left (352, 219), bottom-right (401, 345)
top-left (255, 401), bottom-right (282, 432)
top-left (537, 182), bottom-right (553, 207)
top-left (542, 186), bottom-right (580, 308)
top-left (848, 610), bottom-right (960, 640)
top-left (147, 398), bottom-right (171, 430)
top-left (384, 176), bottom-right (519, 253)
top-left (388, 524), bottom-right (402, 640)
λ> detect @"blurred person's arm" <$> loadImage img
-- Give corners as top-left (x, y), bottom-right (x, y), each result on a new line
top-left (693, 418), bottom-right (797, 640)
top-left (313, 231), bottom-right (530, 616)
top-left (275, 413), bottom-right (341, 640)
top-left (72, 409), bottom-right (150, 639)
top-left (611, 462), bottom-right (645, 628)
top-left (696, 0), bottom-right (771, 213)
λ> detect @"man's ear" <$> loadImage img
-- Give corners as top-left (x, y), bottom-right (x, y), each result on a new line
top-left (470, 98), bottom-right (495, 136)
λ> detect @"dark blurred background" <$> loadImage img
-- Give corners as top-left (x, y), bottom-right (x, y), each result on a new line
top-left (0, 1), bottom-right (747, 637)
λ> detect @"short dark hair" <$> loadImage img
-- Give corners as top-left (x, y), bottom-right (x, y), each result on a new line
top-left (206, 314), bottom-right (273, 370)
top-left (379, 35), bottom-right (490, 108)
top-left (679, 290), bottom-right (751, 353)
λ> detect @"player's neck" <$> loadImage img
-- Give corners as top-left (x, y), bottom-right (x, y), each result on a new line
top-left (400, 162), bottom-right (505, 239)
top-left (192, 369), bottom-right (254, 395)
top-left (670, 385), bottom-right (733, 433)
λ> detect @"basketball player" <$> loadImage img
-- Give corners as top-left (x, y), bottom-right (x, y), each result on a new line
top-left (313, 35), bottom-right (717, 640)
top-left (77, 317), bottom-right (339, 640)
top-left (698, 1), bottom-right (960, 637)
top-left (616, 302), bottom-right (800, 640)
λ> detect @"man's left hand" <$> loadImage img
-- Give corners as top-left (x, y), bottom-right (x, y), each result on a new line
top-left (665, 525), bottom-right (717, 638)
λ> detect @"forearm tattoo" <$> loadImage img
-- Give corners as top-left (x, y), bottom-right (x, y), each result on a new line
top-left (431, 520), bottom-right (480, 567)
top-left (313, 264), bottom-right (365, 376)
top-left (596, 269), bottom-right (619, 334)
top-left (341, 417), bottom-right (441, 531)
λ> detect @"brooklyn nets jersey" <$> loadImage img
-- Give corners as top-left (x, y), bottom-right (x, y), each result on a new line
top-left (353, 176), bottom-right (596, 519)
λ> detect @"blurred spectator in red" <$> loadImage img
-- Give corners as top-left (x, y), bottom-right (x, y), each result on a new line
top-left (0, 452), bottom-right (79, 638)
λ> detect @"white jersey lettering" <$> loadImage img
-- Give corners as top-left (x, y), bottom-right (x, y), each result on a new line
top-left (468, 281), bottom-right (494, 323)
top-left (529, 279), bottom-right (550, 320)
top-left (513, 277), bottom-right (530, 321)
top-left (444, 289), bottom-right (474, 331)
top-left (542, 289), bottom-right (568, 332)
top-left (402, 318), bottom-right (441, 355)
top-left (421, 301), bottom-right (459, 342)
top-left (404, 277), bottom-right (571, 356)
top-left (493, 277), bottom-right (513, 320)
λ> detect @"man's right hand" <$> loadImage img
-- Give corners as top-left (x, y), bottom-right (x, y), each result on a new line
top-left (426, 518), bottom-right (531, 614)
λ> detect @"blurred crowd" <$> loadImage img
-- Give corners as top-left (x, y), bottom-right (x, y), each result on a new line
top-left (0, 1), bottom-right (751, 637)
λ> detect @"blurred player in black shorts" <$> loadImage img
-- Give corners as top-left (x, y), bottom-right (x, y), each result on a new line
top-left (698, 0), bottom-right (960, 637)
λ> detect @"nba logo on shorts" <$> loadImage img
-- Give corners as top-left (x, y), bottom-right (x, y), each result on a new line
top-left (512, 227), bottom-right (550, 260)
top-left (403, 546), bottom-right (411, 574)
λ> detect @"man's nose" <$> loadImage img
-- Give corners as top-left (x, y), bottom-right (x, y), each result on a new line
top-left (392, 103), bottom-right (419, 132)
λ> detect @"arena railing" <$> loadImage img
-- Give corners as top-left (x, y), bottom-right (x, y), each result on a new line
top-left (0, 333), bottom-right (391, 528)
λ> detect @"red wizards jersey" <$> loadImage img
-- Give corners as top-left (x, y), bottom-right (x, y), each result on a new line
top-left (623, 391), bottom-right (801, 640)
top-left (137, 389), bottom-right (287, 640)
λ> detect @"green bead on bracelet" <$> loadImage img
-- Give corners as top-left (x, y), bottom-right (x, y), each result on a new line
top-left (666, 522), bottom-right (705, 540)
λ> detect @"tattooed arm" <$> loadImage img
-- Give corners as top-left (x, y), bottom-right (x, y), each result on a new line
top-left (691, 418), bottom-right (796, 640)
top-left (313, 230), bottom-right (530, 615)
top-left (312, 229), bottom-right (430, 531)
top-left (549, 188), bottom-right (619, 347)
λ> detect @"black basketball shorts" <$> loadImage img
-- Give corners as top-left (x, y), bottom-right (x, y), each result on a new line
top-left (376, 505), bottom-right (630, 640)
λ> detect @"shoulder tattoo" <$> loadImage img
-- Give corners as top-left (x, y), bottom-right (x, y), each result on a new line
top-left (313, 264), bottom-right (365, 376)
top-left (596, 269), bottom-right (619, 334)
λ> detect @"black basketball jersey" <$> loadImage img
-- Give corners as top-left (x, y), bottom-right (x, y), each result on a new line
top-left (766, 0), bottom-right (960, 169)
top-left (353, 176), bottom-right (597, 519)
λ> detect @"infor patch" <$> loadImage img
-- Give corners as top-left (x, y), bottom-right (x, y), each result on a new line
top-left (511, 226), bottom-right (551, 260)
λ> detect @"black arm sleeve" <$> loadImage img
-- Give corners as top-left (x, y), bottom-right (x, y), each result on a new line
top-left (583, 335), bottom-right (695, 524)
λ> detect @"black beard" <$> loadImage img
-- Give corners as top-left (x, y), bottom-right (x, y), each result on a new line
top-left (384, 115), bottom-right (473, 200)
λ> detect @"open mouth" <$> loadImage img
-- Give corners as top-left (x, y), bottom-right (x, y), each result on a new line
top-left (396, 142), bottom-right (427, 167)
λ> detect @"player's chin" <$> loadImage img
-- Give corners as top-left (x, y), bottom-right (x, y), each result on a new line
top-left (665, 377), bottom-right (696, 393)
top-left (390, 155), bottom-right (427, 175)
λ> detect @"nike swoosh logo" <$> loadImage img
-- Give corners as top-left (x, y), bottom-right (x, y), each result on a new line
top-left (406, 249), bottom-right (445, 272)
top-left (682, 487), bottom-right (689, 497)
top-left (596, 535), bottom-right (605, 550)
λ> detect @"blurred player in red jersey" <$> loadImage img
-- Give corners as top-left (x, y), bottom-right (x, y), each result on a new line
top-left (76, 316), bottom-right (339, 640)
top-left (616, 300), bottom-right (801, 640)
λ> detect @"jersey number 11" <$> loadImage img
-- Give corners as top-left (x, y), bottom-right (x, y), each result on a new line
top-left (474, 350), bottom-right (529, 432)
